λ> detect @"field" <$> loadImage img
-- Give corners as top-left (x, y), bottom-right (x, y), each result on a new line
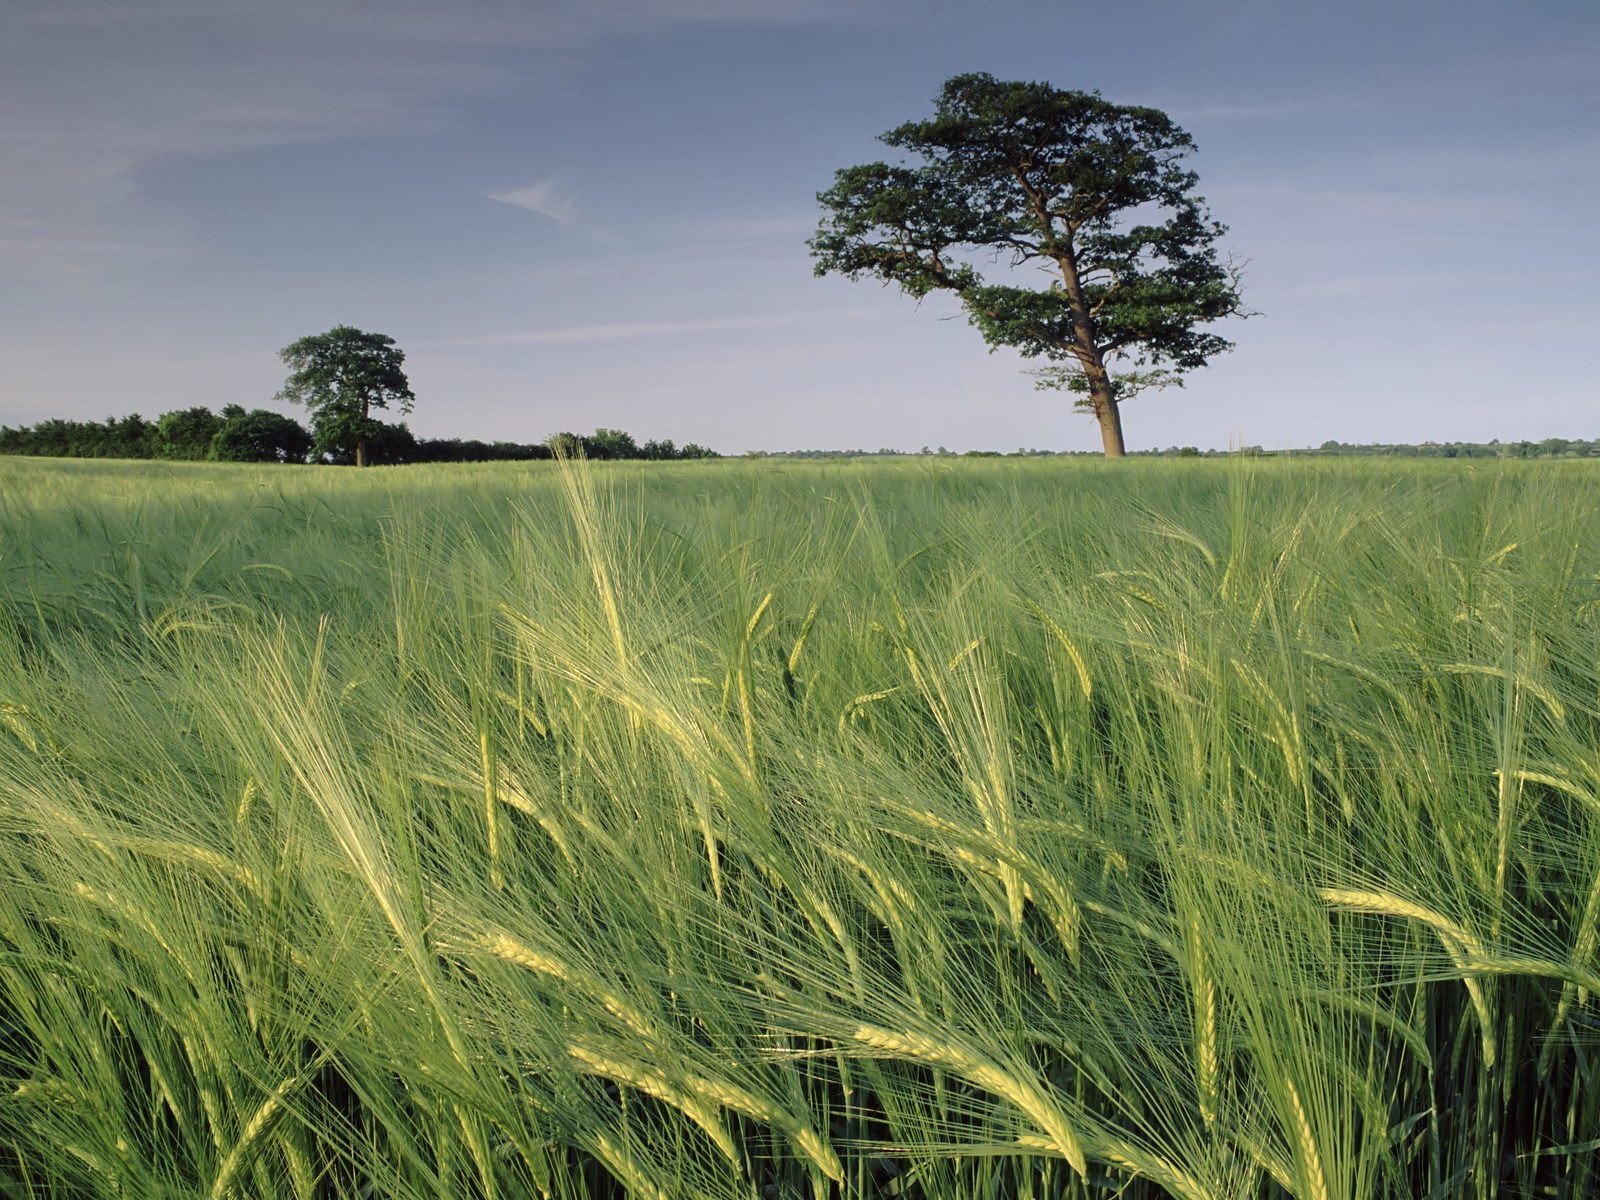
top-left (2, 454), bottom-right (1598, 1200)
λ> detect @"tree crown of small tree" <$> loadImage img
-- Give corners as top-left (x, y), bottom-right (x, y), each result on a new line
top-left (211, 408), bottom-right (313, 463)
top-left (810, 73), bottom-right (1246, 456)
top-left (154, 406), bottom-right (221, 461)
top-left (276, 326), bottom-right (414, 466)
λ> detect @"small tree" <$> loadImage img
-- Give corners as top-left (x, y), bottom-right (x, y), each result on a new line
top-left (585, 428), bottom-right (642, 460)
top-left (211, 408), bottom-right (313, 463)
top-left (155, 407), bottom-right (222, 460)
top-left (358, 421), bottom-right (417, 466)
top-left (276, 326), bottom-right (414, 467)
top-left (811, 73), bottom-right (1246, 457)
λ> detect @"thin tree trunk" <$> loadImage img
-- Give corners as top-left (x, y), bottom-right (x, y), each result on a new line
top-left (355, 440), bottom-right (366, 468)
top-left (1050, 239), bottom-right (1126, 458)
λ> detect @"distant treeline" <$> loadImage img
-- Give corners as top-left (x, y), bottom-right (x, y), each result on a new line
top-left (5, 409), bottom-right (1592, 464)
top-left (1296, 438), bottom-right (1600, 459)
top-left (0, 408), bottom-right (719, 464)
top-left (749, 437), bottom-right (1600, 460)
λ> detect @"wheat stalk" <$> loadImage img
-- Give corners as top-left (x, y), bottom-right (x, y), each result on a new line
top-left (850, 1024), bottom-right (1087, 1176)
top-left (480, 931), bottom-right (657, 1040)
top-left (568, 1038), bottom-right (740, 1169)
top-left (1282, 1079), bottom-right (1330, 1200)
top-left (1186, 918), bottom-right (1220, 1126)
top-left (1318, 885), bottom-right (1498, 1068)
top-left (208, 1073), bottom-right (303, 1199)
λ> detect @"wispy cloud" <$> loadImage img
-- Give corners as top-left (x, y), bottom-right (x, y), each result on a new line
top-left (10, 0), bottom-right (866, 48)
top-left (419, 308), bottom-right (871, 348)
top-left (0, 0), bottom-right (868, 279)
top-left (0, 38), bottom-right (498, 278)
top-left (487, 179), bottom-right (576, 222)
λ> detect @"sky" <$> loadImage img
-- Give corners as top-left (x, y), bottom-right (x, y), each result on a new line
top-left (2, 0), bottom-right (1596, 454)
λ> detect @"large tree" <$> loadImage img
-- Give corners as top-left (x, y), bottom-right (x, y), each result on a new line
top-left (276, 326), bottom-right (415, 467)
top-left (811, 73), bottom-right (1246, 457)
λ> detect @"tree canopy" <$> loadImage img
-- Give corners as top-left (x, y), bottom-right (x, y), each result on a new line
top-left (155, 406), bottom-right (222, 460)
top-left (0, 412), bottom-right (727, 465)
top-left (276, 326), bottom-right (415, 467)
top-left (811, 73), bottom-right (1246, 456)
top-left (210, 406), bottom-right (314, 463)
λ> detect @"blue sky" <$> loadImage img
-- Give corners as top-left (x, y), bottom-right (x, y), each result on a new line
top-left (2, 0), bottom-right (1595, 452)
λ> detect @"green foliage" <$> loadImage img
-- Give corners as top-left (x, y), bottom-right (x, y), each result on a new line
top-left (0, 409), bottom-right (313, 463)
top-left (308, 418), bottom-right (417, 466)
top-left (210, 407), bottom-right (315, 463)
top-left (1, 412), bottom-right (722, 466)
top-left (584, 427), bottom-right (641, 459)
top-left (0, 413), bottom-right (157, 458)
top-left (812, 73), bottom-right (1246, 451)
top-left (155, 406), bottom-right (222, 460)
top-left (3, 455), bottom-right (1599, 1199)
top-left (409, 436), bottom-right (555, 463)
top-left (1312, 438), bottom-right (1600, 459)
top-left (549, 430), bottom-right (722, 461)
top-left (276, 326), bottom-right (415, 464)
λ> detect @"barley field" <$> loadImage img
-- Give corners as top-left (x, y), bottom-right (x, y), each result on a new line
top-left (2, 454), bottom-right (1598, 1200)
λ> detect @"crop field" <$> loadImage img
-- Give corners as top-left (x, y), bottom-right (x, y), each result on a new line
top-left (1, 455), bottom-right (1598, 1200)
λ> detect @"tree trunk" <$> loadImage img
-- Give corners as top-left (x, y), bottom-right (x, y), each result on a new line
top-left (1050, 241), bottom-right (1126, 458)
top-left (1093, 398), bottom-right (1126, 457)
top-left (355, 439), bottom-right (367, 468)
top-left (1076, 353), bottom-right (1126, 457)
top-left (1086, 369), bottom-right (1127, 458)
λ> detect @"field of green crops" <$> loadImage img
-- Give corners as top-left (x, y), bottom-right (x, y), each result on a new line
top-left (2, 454), bottom-right (1598, 1200)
